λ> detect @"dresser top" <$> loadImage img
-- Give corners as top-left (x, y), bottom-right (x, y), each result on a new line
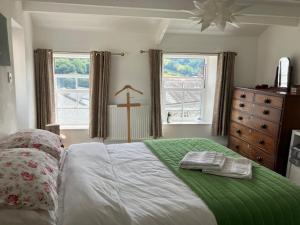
top-left (235, 87), bottom-right (300, 97)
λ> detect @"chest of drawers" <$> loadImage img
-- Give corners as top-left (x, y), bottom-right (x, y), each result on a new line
top-left (229, 87), bottom-right (300, 175)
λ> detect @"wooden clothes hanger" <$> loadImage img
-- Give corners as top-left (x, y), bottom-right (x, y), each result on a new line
top-left (114, 85), bottom-right (143, 143)
top-left (114, 85), bottom-right (143, 96)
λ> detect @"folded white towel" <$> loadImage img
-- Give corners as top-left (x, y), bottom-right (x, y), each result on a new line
top-left (203, 157), bottom-right (252, 179)
top-left (180, 151), bottom-right (226, 170)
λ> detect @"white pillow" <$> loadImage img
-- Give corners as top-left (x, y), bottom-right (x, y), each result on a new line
top-left (0, 148), bottom-right (59, 210)
top-left (0, 129), bottom-right (63, 160)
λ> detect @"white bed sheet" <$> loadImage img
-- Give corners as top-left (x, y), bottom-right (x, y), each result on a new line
top-left (59, 142), bottom-right (217, 225)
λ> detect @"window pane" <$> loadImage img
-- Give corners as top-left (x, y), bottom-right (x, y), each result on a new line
top-left (163, 57), bottom-right (206, 77)
top-left (56, 108), bottom-right (89, 126)
top-left (57, 77), bottom-right (76, 89)
top-left (78, 78), bottom-right (89, 89)
top-left (57, 93), bottom-right (77, 108)
top-left (164, 79), bottom-right (183, 88)
top-left (165, 90), bottom-right (183, 109)
top-left (55, 58), bottom-right (90, 75)
top-left (183, 79), bottom-right (205, 89)
top-left (54, 54), bottom-right (90, 126)
top-left (184, 90), bottom-right (202, 103)
top-left (182, 110), bottom-right (201, 121)
top-left (162, 55), bottom-right (207, 123)
top-left (167, 111), bottom-right (183, 122)
top-left (78, 93), bottom-right (89, 108)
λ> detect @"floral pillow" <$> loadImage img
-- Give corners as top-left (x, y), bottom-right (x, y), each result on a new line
top-left (0, 129), bottom-right (62, 160)
top-left (0, 148), bottom-right (59, 210)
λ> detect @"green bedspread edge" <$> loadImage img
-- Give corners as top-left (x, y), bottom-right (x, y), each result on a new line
top-left (144, 138), bottom-right (300, 225)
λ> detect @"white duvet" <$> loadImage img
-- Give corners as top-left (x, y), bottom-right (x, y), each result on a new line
top-left (59, 142), bottom-right (217, 225)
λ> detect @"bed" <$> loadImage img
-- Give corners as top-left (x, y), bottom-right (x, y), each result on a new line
top-left (1, 134), bottom-right (300, 225)
top-left (58, 138), bottom-right (300, 225)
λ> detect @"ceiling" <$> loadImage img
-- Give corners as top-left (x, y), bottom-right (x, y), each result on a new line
top-left (31, 12), bottom-right (269, 37)
top-left (31, 13), bottom-right (163, 34)
top-left (26, 0), bottom-right (300, 41)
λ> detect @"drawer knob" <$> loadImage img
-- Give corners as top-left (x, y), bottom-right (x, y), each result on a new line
top-left (263, 110), bottom-right (270, 115)
top-left (264, 99), bottom-right (272, 104)
top-left (240, 94), bottom-right (246, 99)
top-left (256, 156), bottom-right (263, 162)
top-left (236, 129), bottom-right (242, 134)
top-left (259, 140), bottom-right (265, 145)
top-left (238, 116), bottom-right (243, 121)
top-left (235, 145), bottom-right (240, 150)
top-left (239, 103), bottom-right (245, 108)
top-left (261, 124), bottom-right (268, 129)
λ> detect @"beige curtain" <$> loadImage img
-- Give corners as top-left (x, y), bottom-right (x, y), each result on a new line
top-left (149, 49), bottom-right (163, 138)
top-left (34, 49), bottom-right (55, 129)
top-left (89, 51), bottom-right (111, 139)
top-left (212, 52), bottom-right (236, 136)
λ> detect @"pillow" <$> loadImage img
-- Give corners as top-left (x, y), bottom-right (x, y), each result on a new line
top-left (0, 129), bottom-right (62, 160)
top-left (0, 148), bottom-right (59, 210)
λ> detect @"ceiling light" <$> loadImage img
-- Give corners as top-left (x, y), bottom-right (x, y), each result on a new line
top-left (186, 0), bottom-right (251, 32)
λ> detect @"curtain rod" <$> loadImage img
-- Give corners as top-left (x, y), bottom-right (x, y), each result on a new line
top-left (140, 50), bottom-right (237, 56)
top-left (54, 51), bottom-right (125, 56)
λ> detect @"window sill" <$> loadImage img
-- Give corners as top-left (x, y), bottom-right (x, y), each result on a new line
top-left (163, 121), bottom-right (212, 125)
top-left (61, 125), bottom-right (89, 130)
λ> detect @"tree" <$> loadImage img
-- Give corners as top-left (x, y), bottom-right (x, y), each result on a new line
top-left (55, 57), bottom-right (90, 75)
top-left (163, 57), bottom-right (205, 77)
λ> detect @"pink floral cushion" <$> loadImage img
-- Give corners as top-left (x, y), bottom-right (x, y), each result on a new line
top-left (0, 148), bottom-right (58, 210)
top-left (0, 129), bottom-right (62, 160)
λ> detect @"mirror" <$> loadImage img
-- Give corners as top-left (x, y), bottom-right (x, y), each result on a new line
top-left (275, 57), bottom-right (292, 89)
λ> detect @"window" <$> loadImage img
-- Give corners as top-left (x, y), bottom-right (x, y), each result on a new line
top-left (53, 53), bottom-right (90, 128)
top-left (162, 54), bottom-right (217, 124)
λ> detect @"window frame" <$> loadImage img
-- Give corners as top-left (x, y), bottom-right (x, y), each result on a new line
top-left (53, 53), bottom-right (90, 129)
top-left (161, 53), bottom-right (209, 125)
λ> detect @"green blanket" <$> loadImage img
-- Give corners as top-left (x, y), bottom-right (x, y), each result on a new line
top-left (144, 138), bottom-right (300, 225)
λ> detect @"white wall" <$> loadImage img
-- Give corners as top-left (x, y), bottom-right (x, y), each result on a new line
top-left (24, 13), bottom-right (36, 128)
top-left (0, 0), bottom-right (35, 138)
top-left (256, 25), bottom-right (300, 85)
top-left (12, 22), bottom-right (28, 129)
top-left (33, 26), bottom-right (258, 146)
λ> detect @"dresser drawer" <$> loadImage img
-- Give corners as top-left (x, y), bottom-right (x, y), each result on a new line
top-left (250, 146), bottom-right (275, 170)
top-left (228, 135), bottom-right (251, 158)
top-left (252, 104), bottom-right (282, 123)
top-left (233, 89), bottom-right (254, 102)
top-left (230, 122), bottom-right (276, 154)
top-left (231, 109), bottom-right (247, 124)
top-left (247, 115), bottom-right (279, 138)
top-left (232, 99), bottom-right (252, 113)
top-left (254, 94), bottom-right (283, 109)
top-left (231, 110), bottom-right (279, 137)
top-left (229, 136), bottom-right (275, 170)
top-left (230, 121), bottom-right (251, 141)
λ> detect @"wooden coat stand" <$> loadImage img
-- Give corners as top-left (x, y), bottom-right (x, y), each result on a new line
top-left (114, 85), bottom-right (143, 143)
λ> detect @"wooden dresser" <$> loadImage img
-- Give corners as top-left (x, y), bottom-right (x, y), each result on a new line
top-left (228, 87), bottom-right (300, 175)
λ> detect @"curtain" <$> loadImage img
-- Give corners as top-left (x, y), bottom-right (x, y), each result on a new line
top-left (34, 49), bottom-right (55, 130)
top-left (149, 49), bottom-right (163, 138)
top-left (212, 52), bottom-right (236, 136)
top-left (89, 51), bottom-right (111, 139)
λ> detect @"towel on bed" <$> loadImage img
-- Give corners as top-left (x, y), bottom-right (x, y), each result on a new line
top-left (203, 157), bottom-right (252, 179)
top-left (180, 151), bottom-right (226, 170)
